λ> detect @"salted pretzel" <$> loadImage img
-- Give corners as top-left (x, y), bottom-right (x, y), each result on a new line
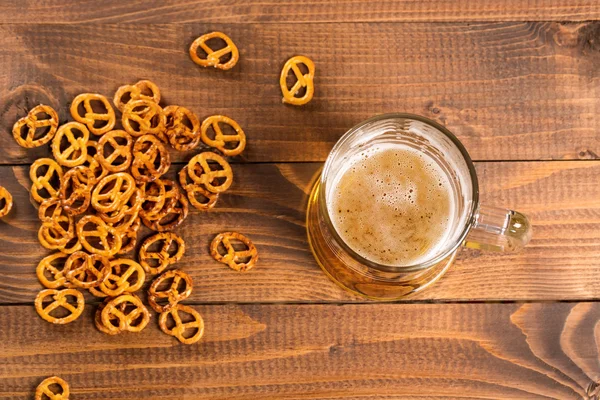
top-left (52, 122), bottom-right (89, 167)
top-left (35, 288), bottom-right (84, 325)
top-left (131, 135), bottom-right (171, 182)
top-left (159, 304), bottom-right (204, 344)
top-left (178, 166), bottom-right (218, 210)
top-left (12, 104), bottom-right (59, 148)
top-left (70, 93), bottom-right (116, 135)
top-left (122, 99), bottom-right (166, 137)
top-left (148, 269), bottom-right (193, 313)
top-left (60, 166), bottom-right (95, 215)
top-left (118, 216), bottom-right (141, 255)
top-left (64, 251), bottom-right (111, 289)
top-left (0, 186), bottom-right (13, 218)
top-left (100, 293), bottom-right (150, 334)
top-left (164, 105), bottom-right (201, 151)
top-left (35, 376), bottom-right (70, 400)
top-left (200, 115), bottom-right (246, 156)
top-left (98, 258), bottom-right (145, 297)
top-left (187, 152), bottom-right (233, 193)
top-left (189, 31), bottom-right (239, 70)
top-left (76, 215), bottom-right (122, 257)
top-left (139, 232), bottom-right (186, 275)
top-left (114, 80), bottom-right (161, 112)
top-left (91, 172), bottom-right (137, 213)
top-left (36, 252), bottom-right (71, 289)
top-left (280, 56), bottom-right (315, 106)
top-left (210, 232), bottom-right (258, 272)
top-left (142, 193), bottom-right (188, 232)
top-left (30, 158), bottom-right (63, 203)
top-left (38, 216), bottom-right (74, 250)
top-left (96, 130), bottom-right (133, 172)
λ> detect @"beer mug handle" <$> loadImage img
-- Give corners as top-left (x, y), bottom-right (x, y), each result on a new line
top-left (464, 205), bottom-right (532, 252)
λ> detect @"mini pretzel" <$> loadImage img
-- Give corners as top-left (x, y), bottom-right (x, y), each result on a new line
top-left (76, 215), bottom-right (122, 257)
top-left (98, 258), bottom-right (145, 296)
top-left (187, 152), bottom-right (233, 193)
top-left (91, 172), bottom-right (137, 213)
top-left (60, 166), bottom-right (95, 215)
top-left (280, 56), bottom-right (315, 106)
top-left (30, 158), bottom-right (63, 203)
top-left (139, 232), bottom-right (186, 275)
top-left (38, 216), bottom-right (74, 250)
top-left (64, 251), bottom-right (111, 289)
top-left (35, 376), bottom-right (70, 400)
top-left (99, 189), bottom-right (143, 235)
top-left (118, 217), bottom-right (141, 255)
top-left (122, 99), bottom-right (166, 137)
top-left (96, 130), bottom-right (133, 172)
top-left (164, 105), bottom-right (201, 151)
top-left (142, 193), bottom-right (188, 232)
top-left (159, 304), bottom-right (204, 344)
top-left (148, 269), bottom-right (193, 313)
top-left (94, 298), bottom-right (127, 335)
top-left (114, 80), bottom-right (161, 112)
top-left (131, 135), bottom-right (171, 182)
top-left (178, 166), bottom-right (218, 210)
top-left (141, 178), bottom-right (179, 221)
top-left (210, 232), bottom-right (258, 272)
top-left (12, 104), bottom-right (59, 148)
top-left (70, 93), bottom-right (116, 135)
top-left (0, 186), bottom-right (13, 218)
top-left (200, 115), bottom-right (246, 156)
top-left (36, 252), bottom-right (71, 289)
top-left (35, 288), bottom-right (84, 325)
top-left (101, 293), bottom-right (150, 334)
top-left (39, 197), bottom-right (68, 224)
top-left (52, 122), bottom-right (89, 167)
top-left (189, 31), bottom-right (239, 70)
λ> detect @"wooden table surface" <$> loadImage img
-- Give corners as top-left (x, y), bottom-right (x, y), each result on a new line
top-left (1, 1), bottom-right (600, 399)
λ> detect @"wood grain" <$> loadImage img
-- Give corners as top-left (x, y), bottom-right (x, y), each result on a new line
top-left (1, 22), bottom-right (599, 164)
top-left (0, 0), bottom-right (599, 23)
top-left (1, 160), bottom-right (600, 304)
top-left (1, 302), bottom-right (599, 399)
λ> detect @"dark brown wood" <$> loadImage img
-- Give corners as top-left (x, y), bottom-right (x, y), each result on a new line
top-left (1, 22), bottom-right (599, 164)
top-left (0, 0), bottom-right (599, 23)
top-left (1, 302), bottom-right (599, 399)
top-left (2, 161), bottom-right (600, 303)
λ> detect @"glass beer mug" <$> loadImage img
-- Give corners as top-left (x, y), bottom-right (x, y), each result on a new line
top-left (307, 114), bottom-right (532, 300)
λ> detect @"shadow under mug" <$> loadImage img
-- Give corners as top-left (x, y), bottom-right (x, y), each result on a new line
top-left (306, 113), bottom-right (532, 300)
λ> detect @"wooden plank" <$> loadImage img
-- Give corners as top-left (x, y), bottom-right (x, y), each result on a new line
top-left (1, 22), bottom-right (599, 164)
top-left (1, 0), bottom-right (599, 23)
top-left (1, 303), bottom-right (599, 399)
top-left (1, 160), bottom-right (600, 303)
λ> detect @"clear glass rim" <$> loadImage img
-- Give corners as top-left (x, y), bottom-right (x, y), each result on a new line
top-left (319, 113), bottom-right (480, 273)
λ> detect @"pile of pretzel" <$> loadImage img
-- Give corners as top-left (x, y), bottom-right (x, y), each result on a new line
top-left (13, 79), bottom-right (252, 344)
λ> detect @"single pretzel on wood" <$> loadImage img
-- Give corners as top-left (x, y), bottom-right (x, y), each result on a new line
top-left (187, 152), bottom-right (233, 193)
top-left (98, 258), bottom-right (145, 297)
top-left (200, 115), bottom-right (246, 156)
top-left (100, 293), bottom-right (150, 334)
top-left (35, 288), bottom-right (84, 325)
top-left (280, 55), bottom-right (315, 106)
top-left (141, 193), bottom-right (188, 232)
top-left (59, 166), bottom-right (96, 216)
top-left (96, 130), bottom-right (134, 172)
top-left (52, 122), bottom-right (90, 167)
top-left (159, 304), bottom-right (204, 344)
top-left (91, 172), bottom-right (137, 214)
top-left (164, 105), bottom-right (201, 151)
top-left (70, 93), bottom-right (116, 135)
top-left (76, 215), bottom-right (122, 257)
top-left (64, 251), bottom-right (111, 289)
top-left (210, 232), bottom-right (258, 272)
top-left (148, 269), bottom-right (193, 313)
top-left (189, 31), bottom-right (239, 70)
top-left (35, 376), bottom-right (70, 400)
top-left (30, 158), bottom-right (64, 203)
top-left (131, 135), bottom-right (171, 182)
top-left (36, 252), bottom-right (71, 289)
top-left (12, 104), bottom-right (59, 148)
top-left (0, 186), bottom-right (13, 218)
top-left (122, 99), bottom-right (166, 137)
top-left (139, 232), bottom-right (186, 275)
top-left (178, 166), bottom-right (219, 211)
top-left (113, 79), bottom-right (161, 112)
